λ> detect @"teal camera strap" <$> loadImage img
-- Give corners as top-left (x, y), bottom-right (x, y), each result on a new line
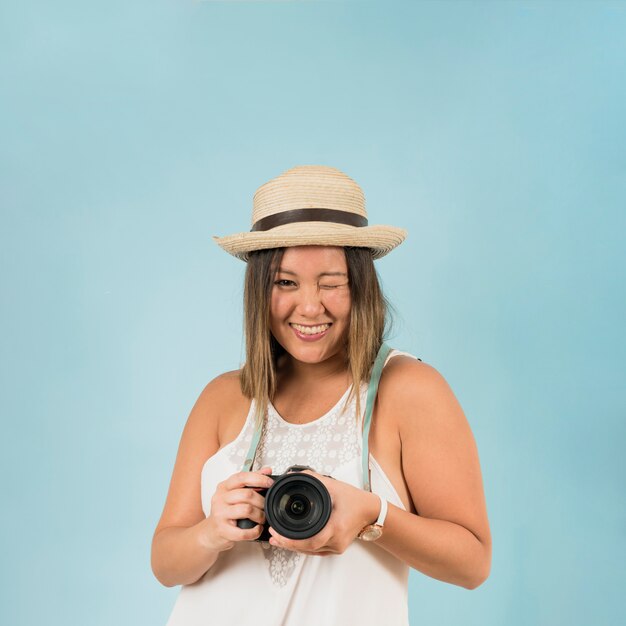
top-left (360, 342), bottom-right (392, 491)
top-left (242, 342), bottom-right (393, 492)
top-left (242, 411), bottom-right (264, 473)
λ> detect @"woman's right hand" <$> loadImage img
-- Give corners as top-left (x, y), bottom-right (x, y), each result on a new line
top-left (201, 466), bottom-right (274, 552)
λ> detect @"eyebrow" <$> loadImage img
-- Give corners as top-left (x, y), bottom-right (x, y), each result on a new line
top-left (276, 268), bottom-right (348, 278)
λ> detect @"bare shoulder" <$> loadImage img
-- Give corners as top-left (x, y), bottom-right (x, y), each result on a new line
top-left (152, 368), bottom-right (246, 535)
top-left (200, 368), bottom-right (245, 404)
top-left (380, 353), bottom-right (445, 388)
top-left (209, 369), bottom-right (251, 443)
top-left (378, 355), bottom-right (466, 434)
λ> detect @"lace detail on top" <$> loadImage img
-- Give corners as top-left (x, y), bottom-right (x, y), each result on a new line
top-left (227, 383), bottom-right (366, 588)
top-left (254, 384), bottom-right (362, 475)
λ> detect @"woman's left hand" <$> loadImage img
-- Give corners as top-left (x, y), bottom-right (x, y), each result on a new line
top-left (268, 469), bottom-right (380, 556)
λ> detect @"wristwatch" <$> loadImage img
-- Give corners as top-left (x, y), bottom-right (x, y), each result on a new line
top-left (357, 494), bottom-right (388, 542)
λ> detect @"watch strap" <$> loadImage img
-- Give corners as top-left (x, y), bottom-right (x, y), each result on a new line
top-left (357, 494), bottom-right (388, 540)
top-left (376, 496), bottom-right (388, 527)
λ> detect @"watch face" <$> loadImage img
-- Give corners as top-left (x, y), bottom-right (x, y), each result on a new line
top-left (360, 525), bottom-right (383, 541)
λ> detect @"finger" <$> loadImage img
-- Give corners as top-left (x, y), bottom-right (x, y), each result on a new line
top-left (268, 533), bottom-right (315, 552)
top-left (228, 503), bottom-right (266, 525)
top-left (223, 470), bottom-right (274, 491)
top-left (268, 530), bottom-right (336, 554)
top-left (268, 537), bottom-right (337, 556)
top-left (222, 523), bottom-right (264, 542)
top-left (300, 550), bottom-right (337, 556)
top-left (272, 527), bottom-right (331, 550)
top-left (224, 488), bottom-right (267, 510)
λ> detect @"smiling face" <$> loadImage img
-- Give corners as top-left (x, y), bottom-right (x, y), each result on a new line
top-left (269, 246), bottom-right (351, 365)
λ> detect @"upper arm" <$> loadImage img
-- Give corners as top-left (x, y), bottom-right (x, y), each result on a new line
top-left (152, 371), bottom-right (240, 537)
top-left (385, 358), bottom-right (491, 548)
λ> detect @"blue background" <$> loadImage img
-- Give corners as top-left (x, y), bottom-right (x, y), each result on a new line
top-left (1, 1), bottom-right (624, 624)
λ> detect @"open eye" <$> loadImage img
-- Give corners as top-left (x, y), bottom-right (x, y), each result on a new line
top-left (274, 279), bottom-right (296, 287)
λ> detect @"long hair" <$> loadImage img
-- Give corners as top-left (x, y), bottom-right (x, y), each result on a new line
top-left (239, 246), bottom-right (394, 427)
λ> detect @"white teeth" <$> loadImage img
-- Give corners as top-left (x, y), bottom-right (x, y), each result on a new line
top-left (291, 323), bottom-right (331, 335)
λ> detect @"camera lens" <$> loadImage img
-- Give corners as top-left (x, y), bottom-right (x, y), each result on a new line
top-left (278, 490), bottom-right (312, 522)
top-left (288, 495), bottom-right (309, 517)
top-left (265, 473), bottom-right (332, 540)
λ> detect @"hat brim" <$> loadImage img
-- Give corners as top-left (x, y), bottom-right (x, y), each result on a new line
top-left (212, 221), bottom-right (407, 262)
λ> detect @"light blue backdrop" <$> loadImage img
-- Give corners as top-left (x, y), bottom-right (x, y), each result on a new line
top-left (1, 1), bottom-right (624, 624)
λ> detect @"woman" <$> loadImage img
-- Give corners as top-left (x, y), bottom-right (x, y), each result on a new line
top-left (151, 165), bottom-right (492, 625)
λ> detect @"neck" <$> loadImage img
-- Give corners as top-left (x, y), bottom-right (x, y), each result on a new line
top-left (279, 349), bottom-right (350, 385)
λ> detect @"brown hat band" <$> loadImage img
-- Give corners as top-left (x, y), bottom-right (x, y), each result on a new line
top-left (251, 208), bottom-right (368, 232)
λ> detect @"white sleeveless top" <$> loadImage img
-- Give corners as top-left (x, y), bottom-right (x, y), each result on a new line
top-left (165, 349), bottom-right (419, 626)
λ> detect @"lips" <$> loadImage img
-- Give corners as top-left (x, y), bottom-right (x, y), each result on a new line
top-left (290, 322), bottom-right (331, 334)
top-left (289, 322), bottom-right (332, 341)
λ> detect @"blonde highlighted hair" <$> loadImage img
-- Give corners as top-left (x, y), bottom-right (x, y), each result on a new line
top-left (239, 247), bottom-right (395, 427)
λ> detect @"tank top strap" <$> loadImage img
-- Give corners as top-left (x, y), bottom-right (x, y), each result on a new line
top-left (384, 348), bottom-right (423, 365)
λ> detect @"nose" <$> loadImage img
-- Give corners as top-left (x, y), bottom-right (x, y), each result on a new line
top-left (295, 285), bottom-right (326, 319)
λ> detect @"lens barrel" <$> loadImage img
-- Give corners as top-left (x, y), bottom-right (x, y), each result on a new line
top-left (265, 472), bottom-right (332, 540)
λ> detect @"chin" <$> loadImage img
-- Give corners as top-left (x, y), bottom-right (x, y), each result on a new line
top-left (296, 351), bottom-right (331, 364)
top-left (284, 344), bottom-right (328, 362)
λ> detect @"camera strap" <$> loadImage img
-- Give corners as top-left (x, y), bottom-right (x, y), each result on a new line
top-left (361, 342), bottom-right (392, 491)
top-left (241, 342), bottom-right (393, 491)
top-left (242, 411), bottom-right (264, 473)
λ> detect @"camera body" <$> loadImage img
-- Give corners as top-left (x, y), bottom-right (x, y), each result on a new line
top-left (236, 465), bottom-right (332, 541)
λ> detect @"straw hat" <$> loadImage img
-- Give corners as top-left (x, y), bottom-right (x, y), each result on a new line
top-left (212, 165), bottom-right (407, 262)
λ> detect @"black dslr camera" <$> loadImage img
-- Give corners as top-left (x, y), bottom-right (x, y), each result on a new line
top-left (236, 465), bottom-right (332, 541)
